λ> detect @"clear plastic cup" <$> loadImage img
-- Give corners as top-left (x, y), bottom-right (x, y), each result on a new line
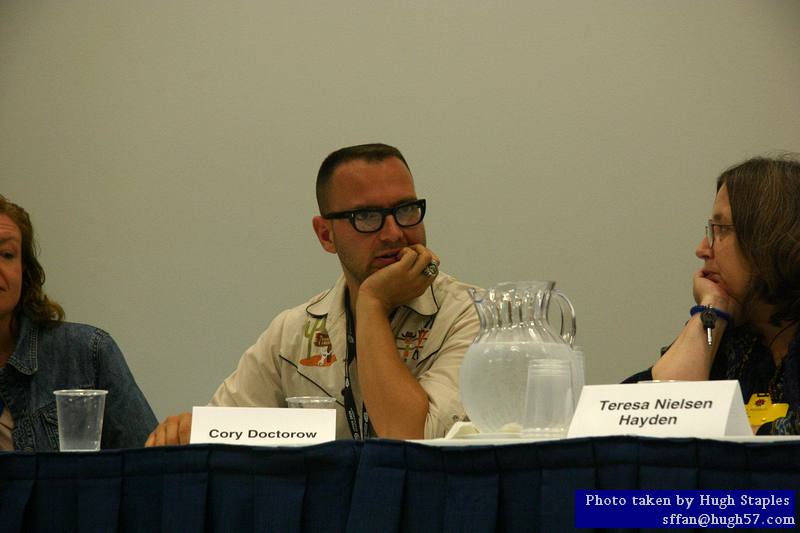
top-left (522, 359), bottom-right (574, 437)
top-left (54, 389), bottom-right (108, 452)
top-left (286, 396), bottom-right (337, 409)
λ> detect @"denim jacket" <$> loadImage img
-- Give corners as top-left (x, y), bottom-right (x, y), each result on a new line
top-left (0, 315), bottom-right (157, 451)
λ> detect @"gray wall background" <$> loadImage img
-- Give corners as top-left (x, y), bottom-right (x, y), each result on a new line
top-left (2, 1), bottom-right (799, 421)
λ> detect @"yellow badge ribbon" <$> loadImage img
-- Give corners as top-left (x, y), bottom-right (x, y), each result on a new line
top-left (745, 393), bottom-right (789, 428)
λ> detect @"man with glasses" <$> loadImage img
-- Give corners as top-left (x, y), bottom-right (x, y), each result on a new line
top-left (146, 143), bottom-right (479, 444)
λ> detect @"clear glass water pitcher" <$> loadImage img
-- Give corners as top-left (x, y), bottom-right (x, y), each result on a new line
top-left (459, 281), bottom-right (580, 435)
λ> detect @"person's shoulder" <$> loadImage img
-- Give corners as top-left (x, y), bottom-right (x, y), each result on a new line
top-left (265, 283), bottom-right (341, 329)
top-left (35, 320), bottom-right (111, 342)
top-left (30, 320), bottom-right (121, 361)
top-left (432, 272), bottom-right (481, 308)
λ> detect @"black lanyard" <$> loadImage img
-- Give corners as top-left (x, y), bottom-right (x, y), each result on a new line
top-left (343, 292), bottom-right (370, 440)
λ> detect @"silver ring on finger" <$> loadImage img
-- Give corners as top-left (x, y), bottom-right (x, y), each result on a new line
top-left (422, 262), bottom-right (439, 278)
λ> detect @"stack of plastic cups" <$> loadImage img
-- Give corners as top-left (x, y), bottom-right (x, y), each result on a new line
top-left (522, 358), bottom-right (574, 438)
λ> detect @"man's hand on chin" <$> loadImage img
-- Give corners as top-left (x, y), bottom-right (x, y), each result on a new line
top-left (359, 245), bottom-right (439, 314)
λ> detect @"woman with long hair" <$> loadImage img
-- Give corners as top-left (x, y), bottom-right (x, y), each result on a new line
top-left (626, 155), bottom-right (800, 434)
top-left (0, 194), bottom-right (156, 451)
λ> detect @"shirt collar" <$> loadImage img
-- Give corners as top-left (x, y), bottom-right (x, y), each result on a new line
top-left (306, 276), bottom-right (348, 320)
top-left (7, 315), bottom-right (38, 375)
top-left (306, 274), bottom-right (441, 319)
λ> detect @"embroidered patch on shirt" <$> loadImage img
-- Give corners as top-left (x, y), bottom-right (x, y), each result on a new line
top-left (397, 328), bottom-right (430, 361)
top-left (314, 331), bottom-right (331, 348)
top-left (300, 349), bottom-right (337, 367)
top-left (301, 318), bottom-right (337, 367)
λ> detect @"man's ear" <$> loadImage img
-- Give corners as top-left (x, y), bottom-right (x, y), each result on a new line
top-left (312, 216), bottom-right (337, 254)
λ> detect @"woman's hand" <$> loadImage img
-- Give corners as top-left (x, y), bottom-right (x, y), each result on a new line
top-left (652, 268), bottom-right (738, 382)
top-left (692, 268), bottom-right (740, 321)
top-left (145, 412), bottom-right (193, 446)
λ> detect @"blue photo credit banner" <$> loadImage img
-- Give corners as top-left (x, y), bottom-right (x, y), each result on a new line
top-left (575, 490), bottom-right (796, 529)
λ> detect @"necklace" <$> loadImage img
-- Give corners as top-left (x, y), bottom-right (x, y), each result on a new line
top-left (765, 321), bottom-right (797, 401)
top-left (768, 322), bottom-right (797, 350)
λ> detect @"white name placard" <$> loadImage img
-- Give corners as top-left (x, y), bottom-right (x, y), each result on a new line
top-left (190, 406), bottom-right (336, 446)
top-left (567, 380), bottom-right (752, 438)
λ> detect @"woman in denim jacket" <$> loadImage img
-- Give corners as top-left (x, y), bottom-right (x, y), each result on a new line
top-left (0, 195), bottom-right (157, 451)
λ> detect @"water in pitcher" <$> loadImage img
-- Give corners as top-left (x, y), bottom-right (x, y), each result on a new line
top-left (459, 281), bottom-right (579, 435)
top-left (461, 341), bottom-right (575, 434)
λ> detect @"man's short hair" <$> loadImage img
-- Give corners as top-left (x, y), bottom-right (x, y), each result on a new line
top-left (316, 143), bottom-right (411, 213)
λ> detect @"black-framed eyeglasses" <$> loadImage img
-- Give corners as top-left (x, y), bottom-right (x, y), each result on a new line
top-left (705, 219), bottom-right (735, 248)
top-left (323, 199), bottom-right (426, 233)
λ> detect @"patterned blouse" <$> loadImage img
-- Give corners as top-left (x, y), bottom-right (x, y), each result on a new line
top-left (624, 327), bottom-right (800, 435)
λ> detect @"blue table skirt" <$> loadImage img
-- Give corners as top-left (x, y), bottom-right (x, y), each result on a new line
top-left (1, 436), bottom-right (798, 532)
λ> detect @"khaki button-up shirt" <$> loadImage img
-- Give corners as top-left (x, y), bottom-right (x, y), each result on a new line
top-left (210, 273), bottom-right (480, 439)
